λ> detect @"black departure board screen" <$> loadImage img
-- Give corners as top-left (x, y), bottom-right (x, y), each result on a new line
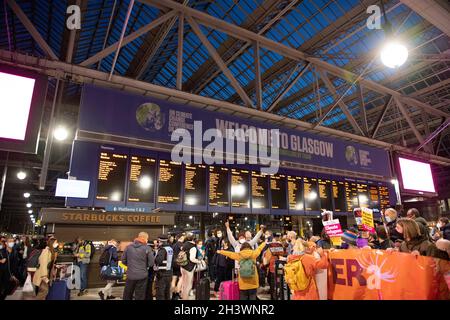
top-left (96, 152), bottom-right (128, 201)
top-left (128, 156), bottom-right (156, 203)
top-left (318, 179), bottom-right (332, 211)
top-left (184, 164), bottom-right (207, 206)
top-left (209, 166), bottom-right (229, 207)
top-left (157, 160), bottom-right (182, 204)
top-left (379, 185), bottom-right (390, 210)
top-left (231, 169), bottom-right (250, 208)
top-left (332, 181), bottom-right (346, 212)
top-left (271, 174), bottom-right (287, 210)
top-left (345, 181), bottom-right (359, 211)
top-left (369, 185), bottom-right (380, 210)
top-left (357, 183), bottom-right (369, 208)
top-left (251, 171), bottom-right (268, 209)
top-left (288, 176), bottom-right (303, 211)
top-left (304, 177), bottom-right (320, 211)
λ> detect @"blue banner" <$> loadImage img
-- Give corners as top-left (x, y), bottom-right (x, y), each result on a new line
top-left (79, 84), bottom-right (391, 177)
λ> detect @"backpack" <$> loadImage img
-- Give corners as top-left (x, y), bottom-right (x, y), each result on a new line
top-left (26, 249), bottom-right (41, 269)
top-left (239, 258), bottom-right (255, 278)
top-left (284, 257), bottom-right (310, 291)
top-left (99, 247), bottom-right (111, 267)
top-left (176, 250), bottom-right (188, 267)
top-left (84, 241), bottom-right (96, 259)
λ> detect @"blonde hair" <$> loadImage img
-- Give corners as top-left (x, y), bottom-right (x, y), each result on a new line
top-left (396, 218), bottom-right (420, 241)
top-left (384, 208), bottom-right (398, 220)
top-left (138, 232), bottom-right (149, 239)
top-left (293, 239), bottom-right (305, 253)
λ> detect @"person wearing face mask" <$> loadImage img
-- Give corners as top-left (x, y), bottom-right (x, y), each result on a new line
top-left (383, 208), bottom-right (403, 244)
top-left (33, 237), bottom-right (58, 300)
top-left (285, 239), bottom-right (328, 300)
top-left (98, 239), bottom-right (119, 300)
top-left (286, 231), bottom-right (297, 255)
top-left (180, 234), bottom-right (202, 300)
top-left (154, 234), bottom-right (174, 300)
top-left (213, 239), bottom-right (234, 297)
top-left (205, 230), bottom-right (218, 281)
top-left (0, 238), bottom-right (17, 300)
top-left (396, 218), bottom-right (448, 260)
top-left (433, 217), bottom-right (450, 241)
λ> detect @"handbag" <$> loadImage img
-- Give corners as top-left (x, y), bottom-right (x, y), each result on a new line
top-left (22, 273), bottom-right (35, 293)
top-left (195, 260), bottom-right (207, 272)
top-left (100, 247), bottom-right (123, 280)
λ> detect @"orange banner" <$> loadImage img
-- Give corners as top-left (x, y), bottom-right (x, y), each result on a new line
top-left (327, 249), bottom-right (450, 300)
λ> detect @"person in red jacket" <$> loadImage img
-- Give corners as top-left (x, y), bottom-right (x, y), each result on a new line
top-left (286, 239), bottom-right (328, 300)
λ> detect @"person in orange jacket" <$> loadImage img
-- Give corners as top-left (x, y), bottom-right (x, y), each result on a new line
top-left (287, 239), bottom-right (328, 300)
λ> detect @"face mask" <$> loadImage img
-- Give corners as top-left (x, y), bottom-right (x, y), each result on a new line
top-left (0, 245), bottom-right (3, 250)
top-left (385, 216), bottom-right (392, 223)
top-left (436, 223), bottom-right (442, 229)
top-left (8, 243), bottom-right (14, 248)
top-left (239, 239), bottom-right (245, 244)
top-left (197, 245), bottom-right (202, 249)
top-left (53, 243), bottom-right (59, 249)
top-left (217, 233), bottom-right (222, 238)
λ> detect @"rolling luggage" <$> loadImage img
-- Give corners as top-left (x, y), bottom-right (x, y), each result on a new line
top-left (219, 270), bottom-right (239, 300)
top-left (274, 260), bottom-right (290, 300)
top-left (46, 280), bottom-right (71, 300)
top-left (195, 273), bottom-right (211, 300)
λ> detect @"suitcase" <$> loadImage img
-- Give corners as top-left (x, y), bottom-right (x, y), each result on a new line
top-left (274, 260), bottom-right (290, 301)
top-left (219, 270), bottom-right (239, 300)
top-left (195, 276), bottom-right (211, 300)
top-left (46, 280), bottom-right (71, 300)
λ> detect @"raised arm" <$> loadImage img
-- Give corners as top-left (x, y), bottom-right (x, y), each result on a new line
top-left (225, 221), bottom-right (238, 249)
top-left (249, 228), bottom-right (264, 247)
top-left (217, 249), bottom-right (240, 261)
top-left (253, 241), bottom-right (267, 259)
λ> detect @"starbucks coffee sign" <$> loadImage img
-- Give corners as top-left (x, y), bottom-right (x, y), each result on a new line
top-left (40, 208), bottom-right (175, 226)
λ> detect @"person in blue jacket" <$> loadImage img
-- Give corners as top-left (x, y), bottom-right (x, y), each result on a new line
top-left (98, 239), bottom-right (119, 300)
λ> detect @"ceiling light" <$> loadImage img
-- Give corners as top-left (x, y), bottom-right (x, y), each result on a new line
top-left (53, 126), bottom-right (69, 141)
top-left (26, 203), bottom-right (32, 208)
top-left (23, 192), bottom-right (31, 198)
top-left (380, 41), bottom-right (408, 68)
top-left (17, 171), bottom-right (27, 180)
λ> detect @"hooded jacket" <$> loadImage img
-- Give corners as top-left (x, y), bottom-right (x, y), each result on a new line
top-left (414, 217), bottom-right (430, 240)
top-left (217, 242), bottom-right (266, 290)
top-left (122, 240), bottom-right (155, 280)
top-left (399, 236), bottom-right (448, 260)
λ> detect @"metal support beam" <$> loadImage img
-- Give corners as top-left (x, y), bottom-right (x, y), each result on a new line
top-left (108, 0), bottom-right (135, 81)
top-left (371, 96), bottom-right (393, 138)
top-left (176, 13), bottom-right (184, 91)
top-left (3, 49), bottom-right (450, 167)
top-left (267, 63), bottom-right (310, 113)
top-left (253, 41), bottom-right (262, 110)
top-left (416, 118), bottom-right (450, 152)
top-left (39, 79), bottom-right (60, 190)
top-left (359, 85), bottom-right (368, 135)
top-left (80, 10), bottom-right (177, 67)
top-left (394, 97), bottom-right (426, 147)
top-left (186, 15), bottom-right (255, 108)
top-left (6, 0), bottom-right (58, 60)
top-left (140, 0), bottom-right (449, 120)
top-left (315, 70), bottom-right (364, 135)
top-left (98, 0), bottom-right (117, 70)
top-left (0, 153), bottom-right (9, 211)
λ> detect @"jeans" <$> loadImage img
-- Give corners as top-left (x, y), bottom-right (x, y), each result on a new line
top-left (78, 262), bottom-right (88, 291)
top-left (145, 272), bottom-right (154, 300)
top-left (155, 273), bottom-right (172, 300)
top-left (123, 278), bottom-right (148, 300)
top-left (240, 289), bottom-right (257, 300)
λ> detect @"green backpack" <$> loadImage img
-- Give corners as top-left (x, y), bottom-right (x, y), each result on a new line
top-left (239, 258), bottom-right (255, 278)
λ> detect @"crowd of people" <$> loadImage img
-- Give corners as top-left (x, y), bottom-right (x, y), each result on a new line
top-left (0, 207), bottom-right (449, 300)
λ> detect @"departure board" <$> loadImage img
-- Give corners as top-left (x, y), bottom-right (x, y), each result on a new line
top-left (231, 169), bottom-right (250, 208)
top-left (288, 176), bottom-right (303, 211)
top-left (271, 174), bottom-right (287, 210)
top-left (128, 156), bottom-right (156, 203)
top-left (369, 185), bottom-right (380, 210)
top-left (345, 181), bottom-right (359, 211)
top-left (304, 177), bottom-right (320, 211)
top-left (332, 180), bottom-right (346, 212)
top-left (251, 171), bottom-right (268, 209)
top-left (357, 183), bottom-right (369, 208)
top-left (209, 166), bottom-right (229, 207)
top-left (96, 152), bottom-right (128, 201)
top-left (184, 164), bottom-right (207, 206)
top-left (318, 179), bottom-right (332, 211)
top-left (157, 160), bottom-right (182, 204)
top-left (379, 185), bottom-right (390, 210)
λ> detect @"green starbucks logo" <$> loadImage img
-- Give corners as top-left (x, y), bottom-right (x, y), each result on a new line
top-left (136, 103), bottom-right (165, 132)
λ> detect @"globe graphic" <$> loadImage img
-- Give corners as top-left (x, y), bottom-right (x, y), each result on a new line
top-left (345, 146), bottom-right (358, 165)
top-left (136, 103), bottom-right (165, 132)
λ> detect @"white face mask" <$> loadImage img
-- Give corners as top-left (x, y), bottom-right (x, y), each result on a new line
top-left (436, 223), bottom-right (442, 229)
top-left (0, 245), bottom-right (3, 250)
top-left (8, 242), bottom-right (14, 248)
top-left (239, 239), bottom-right (245, 244)
top-left (53, 243), bottom-right (59, 249)
top-left (217, 233), bottom-right (222, 238)
top-left (385, 216), bottom-right (392, 223)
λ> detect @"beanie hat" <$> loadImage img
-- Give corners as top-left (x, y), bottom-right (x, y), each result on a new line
top-left (342, 230), bottom-right (358, 246)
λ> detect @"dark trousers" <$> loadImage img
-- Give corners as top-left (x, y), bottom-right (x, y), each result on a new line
top-left (268, 272), bottom-right (276, 300)
top-left (214, 266), bottom-right (231, 292)
top-left (123, 278), bottom-right (148, 300)
top-left (239, 289), bottom-right (257, 300)
top-left (155, 272), bottom-right (172, 300)
top-left (145, 272), bottom-right (154, 300)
